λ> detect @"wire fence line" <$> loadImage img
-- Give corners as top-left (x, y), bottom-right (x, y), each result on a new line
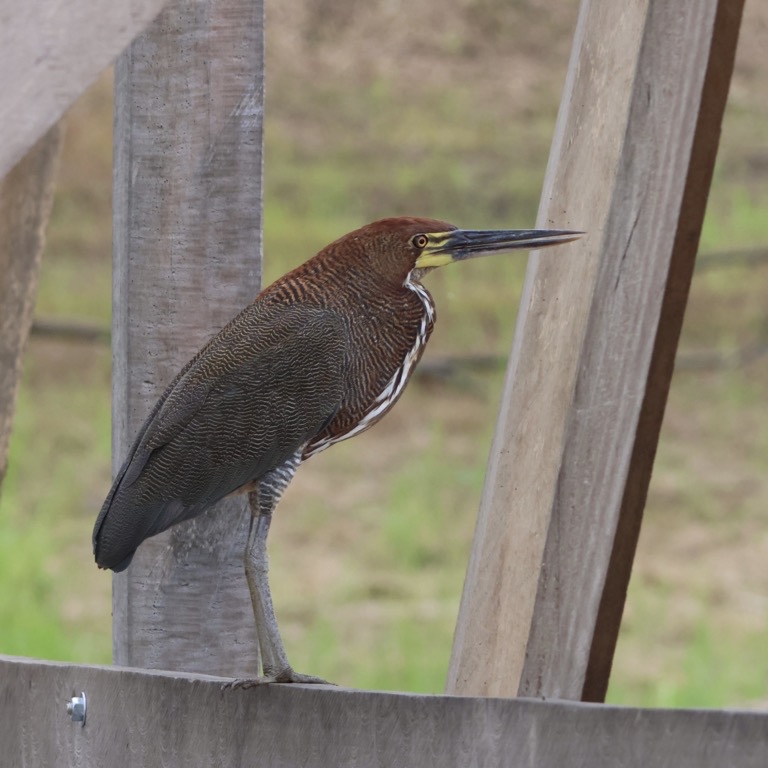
top-left (695, 246), bottom-right (768, 270)
top-left (29, 247), bottom-right (768, 377)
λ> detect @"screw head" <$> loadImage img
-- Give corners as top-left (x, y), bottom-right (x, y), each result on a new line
top-left (67, 692), bottom-right (87, 726)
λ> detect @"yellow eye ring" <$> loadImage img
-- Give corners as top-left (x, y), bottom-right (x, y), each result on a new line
top-left (412, 234), bottom-right (429, 249)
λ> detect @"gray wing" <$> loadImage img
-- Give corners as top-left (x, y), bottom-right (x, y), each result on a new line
top-left (93, 302), bottom-right (347, 570)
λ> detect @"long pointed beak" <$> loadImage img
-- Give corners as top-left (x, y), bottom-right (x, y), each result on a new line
top-left (415, 228), bottom-right (582, 268)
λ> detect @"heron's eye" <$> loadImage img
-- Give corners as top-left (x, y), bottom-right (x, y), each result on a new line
top-left (411, 234), bottom-right (429, 250)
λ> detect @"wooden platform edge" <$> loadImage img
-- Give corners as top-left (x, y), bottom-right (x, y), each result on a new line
top-left (2, 655), bottom-right (766, 768)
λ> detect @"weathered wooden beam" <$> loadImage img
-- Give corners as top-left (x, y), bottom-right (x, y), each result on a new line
top-left (0, 124), bottom-right (63, 492)
top-left (112, 0), bottom-right (264, 676)
top-left (447, 0), bottom-right (743, 701)
top-left (0, 0), bottom-right (171, 179)
top-left (2, 656), bottom-right (766, 768)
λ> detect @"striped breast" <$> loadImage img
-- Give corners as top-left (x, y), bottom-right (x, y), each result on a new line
top-left (303, 271), bottom-right (435, 458)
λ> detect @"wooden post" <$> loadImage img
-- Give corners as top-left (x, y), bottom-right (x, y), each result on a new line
top-left (447, 0), bottom-right (744, 701)
top-left (112, 0), bottom-right (264, 676)
top-left (0, 124), bottom-right (63, 492)
top-left (0, 0), bottom-right (170, 178)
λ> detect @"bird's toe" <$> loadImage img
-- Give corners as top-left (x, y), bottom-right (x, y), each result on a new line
top-left (222, 667), bottom-right (334, 690)
top-left (272, 667), bottom-right (334, 685)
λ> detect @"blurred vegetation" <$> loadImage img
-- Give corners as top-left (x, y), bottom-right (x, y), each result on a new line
top-left (1, 0), bottom-right (767, 709)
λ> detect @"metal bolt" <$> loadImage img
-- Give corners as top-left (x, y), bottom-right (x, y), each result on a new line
top-left (67, 692), bottom-right (87, 726)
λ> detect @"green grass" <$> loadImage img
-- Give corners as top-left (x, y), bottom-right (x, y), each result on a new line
top-left (1, 61), bottom-right (768, 710)
top-left (0, 356), bottom-right (112, 663)
top-left (609, 584), bottom-right (768, 709)
top-left (701, 187), bottom-right (768, 252)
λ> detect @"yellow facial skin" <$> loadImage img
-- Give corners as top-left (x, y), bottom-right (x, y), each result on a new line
top-left (414, 232), bottom-right (457, 268)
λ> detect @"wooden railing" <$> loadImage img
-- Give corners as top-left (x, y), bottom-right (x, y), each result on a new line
top-left (4, 656), bottom-right (767, 767)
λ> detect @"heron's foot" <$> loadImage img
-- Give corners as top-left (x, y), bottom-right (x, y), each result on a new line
top-left (221, 676), bottom-right (270, 691)
top-left (272, 667), bottom-right (333, 685)
top-left (223, 667), bottom-right (334, 690)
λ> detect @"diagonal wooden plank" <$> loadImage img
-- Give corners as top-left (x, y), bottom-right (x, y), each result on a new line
top-left (0, 0), bottom-right (171, 180)
top-left (2, 656), bottom-right (767, 768)
top-left (447, 0), bottom-right (744, 701)
top-left (111, 0), bottom-right (265, 676)
top-left (0, 124), bottom-right (63, 493)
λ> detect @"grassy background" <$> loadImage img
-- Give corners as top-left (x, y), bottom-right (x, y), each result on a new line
top-left (2, 0), bottom-right (768, 708)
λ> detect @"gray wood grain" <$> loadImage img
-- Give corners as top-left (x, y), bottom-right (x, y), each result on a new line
top-left (0, 124), bottom-right (63, 491)
top-left (0, 0), bottom-right (170, 179)
top-left (111, 0), bottom-right (264, 677)
top-left (2, 656), bottom-right (766, 768)
top-left (447, 0), bottom-right (743, 701)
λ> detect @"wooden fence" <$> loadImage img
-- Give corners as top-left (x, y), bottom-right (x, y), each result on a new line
top-left (1, 0), bottom-right (766, 764)
top-left (3, 656), bottom-right (768, 767)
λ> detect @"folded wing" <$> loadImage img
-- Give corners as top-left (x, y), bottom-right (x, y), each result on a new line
top-left (93, 303), bottom-right (347, 571)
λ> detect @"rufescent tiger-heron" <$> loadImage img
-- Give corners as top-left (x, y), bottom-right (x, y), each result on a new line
top-left (93, 217), bottom-right (580, 685)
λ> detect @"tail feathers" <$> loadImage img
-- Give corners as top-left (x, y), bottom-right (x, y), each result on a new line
top-left (93, 485), bottom-right (187, 572)
top-left (100, 551), bottom-right (135, 573)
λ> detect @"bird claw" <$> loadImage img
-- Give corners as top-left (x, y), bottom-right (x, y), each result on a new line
top-left (272, 668), bottom-right (334, 685)
top-left (222, 668), bottom-right (334, 690)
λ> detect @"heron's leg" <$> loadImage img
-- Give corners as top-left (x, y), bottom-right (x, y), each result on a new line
top-left (230, 451), bottom-right (331, 687)
top-left (244, 509), bottom-right (289, 674)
